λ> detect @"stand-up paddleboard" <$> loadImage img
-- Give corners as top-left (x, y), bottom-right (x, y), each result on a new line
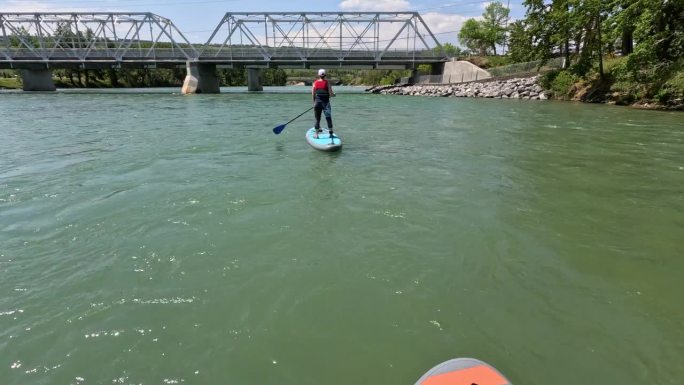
top-left (414, 358), bottom-right (512, 385)
top-left (305, 128), bottom-right (342, 152)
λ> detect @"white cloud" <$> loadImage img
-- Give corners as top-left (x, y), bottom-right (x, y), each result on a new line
top-left (421, 12), bottom-right (468, 34)
top-left (420, 12), bottom-right (469, 45)
top-left (339, 0), bottom-right (411, 12)
top-left (0, 1), bottom-right (87, 12)
top-left (0, 0), bottom-right (123, 13)
top-left (334, 1), bottom-right (475, 46)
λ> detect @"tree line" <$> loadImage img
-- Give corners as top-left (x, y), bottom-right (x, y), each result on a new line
top-left (48, 67), bottom-right (289, 88)
top-left (457, 0), bottom-right (683, 105)
top-left (46, 67), bottom-right (409, 88)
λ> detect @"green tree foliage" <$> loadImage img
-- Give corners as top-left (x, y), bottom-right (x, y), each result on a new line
top-left (510, 0), bottom-right (683, 105)
top-left (262, 68), bottom-right (288, 86)
top-left (507, 20), bottom-right (535, 62)
top-left (458, 19), bottom-right (489, 55)
top-left (482, 2), bottom-right (510, 55)
top-left (437, 42), bottom-right (466, 58)
top-left (515, 0), bottom-right (575, 68)
top-left (512, 0), bottom-right (682, 73)
top-left (606, 0), bottom-right (684, 103)
top-left (458, 2), bottom-right (510, 55)
top-left (610, 0), bottom-right (683, 72)
top-left (9, 26), bottom-right (38, 48)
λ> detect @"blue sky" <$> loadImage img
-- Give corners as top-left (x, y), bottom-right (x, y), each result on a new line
top-left (0, 0), bottom-right (527, 45)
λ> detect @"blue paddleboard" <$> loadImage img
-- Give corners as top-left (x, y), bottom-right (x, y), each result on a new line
top-left (414, 358), bottom-right (512, 385)
top-left (305, 128), bottom-right (342, 152)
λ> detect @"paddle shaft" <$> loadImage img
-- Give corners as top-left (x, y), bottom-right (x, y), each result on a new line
top-left (285, 106), bottom-right (314, 125)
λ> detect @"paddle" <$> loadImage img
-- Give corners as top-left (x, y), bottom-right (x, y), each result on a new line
top-left (272, 106), bottom-right (314, 134)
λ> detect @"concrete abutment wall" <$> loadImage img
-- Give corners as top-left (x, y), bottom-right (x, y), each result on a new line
top-left (412, 59), bottom-right (491, 84)
top-left (442, 59), bottom-right (491, 83)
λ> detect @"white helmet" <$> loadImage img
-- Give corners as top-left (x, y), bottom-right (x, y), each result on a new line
top-left (318, 68), bottom-right (326, 77)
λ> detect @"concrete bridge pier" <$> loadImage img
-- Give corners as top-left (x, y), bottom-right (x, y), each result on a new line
top-left (247, 68), bottom-right (263, 91)
top-left (182, 62), bottom-right (220, 94)
top-left (20, 68), bottom-right (56, 91)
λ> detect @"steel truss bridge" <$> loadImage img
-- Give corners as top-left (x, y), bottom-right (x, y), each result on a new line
top-left (0, 12), bottom-right (447, 70)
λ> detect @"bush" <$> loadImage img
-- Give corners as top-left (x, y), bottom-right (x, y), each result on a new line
top-left (539, 69), bottom-right (559, 89)
top-left (603, 55), bottom-right (627, 76)
top-left (655, 69), bottom-right (684, 105)
top-left (462, 55), bottom-right (512, 69)
top-left (609, 81), bottom-right (641, 105)
top-left (484, 56), bottom-right (513, 68)
top-left (541, 69), bottom-right (579, 98)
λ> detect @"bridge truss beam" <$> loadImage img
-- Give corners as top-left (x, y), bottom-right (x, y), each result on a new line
top-left (0, 12), bottom-right (197, 69)
top-left (201, 12), bottom-right (446, 68)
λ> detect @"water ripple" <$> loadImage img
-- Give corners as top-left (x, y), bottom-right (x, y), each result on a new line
top-left (0, 90), bottom-right (682, 385)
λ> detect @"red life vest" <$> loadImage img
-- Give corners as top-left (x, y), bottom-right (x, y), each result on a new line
top-left (313, 79), bottom-right (330, 102)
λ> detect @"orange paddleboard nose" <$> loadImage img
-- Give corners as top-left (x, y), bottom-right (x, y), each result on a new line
top-left (415, 358), bottom-right (512, 385)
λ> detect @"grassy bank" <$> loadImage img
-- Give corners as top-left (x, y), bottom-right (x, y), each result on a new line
top-left (0, 72), bottom-right (21, 89)
top-left (540, 57), bottom-right (684, 110)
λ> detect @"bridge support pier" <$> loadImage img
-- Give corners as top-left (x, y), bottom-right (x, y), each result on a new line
top-left (20, 69), bottom-right (56, 91)
top-left (182, 62), bottom-right (220, 94)
top-left (247, 68), bottom-right (263, 91)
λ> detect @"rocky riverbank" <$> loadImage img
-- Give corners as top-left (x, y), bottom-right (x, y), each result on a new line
top-left (366, 76), bottom-right (549, 100)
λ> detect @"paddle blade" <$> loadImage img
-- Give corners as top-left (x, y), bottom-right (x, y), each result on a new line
top-left (272, 124), bottom-right (286, 134)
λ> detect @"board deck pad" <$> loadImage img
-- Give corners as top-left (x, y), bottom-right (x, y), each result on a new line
top-left (414, 358), bottom-right (512, 385)
top-left (305, 127), bottom-right (342, 152)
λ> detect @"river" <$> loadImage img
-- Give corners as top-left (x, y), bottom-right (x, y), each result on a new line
top-left (1, 87), bottom-right (682, 385)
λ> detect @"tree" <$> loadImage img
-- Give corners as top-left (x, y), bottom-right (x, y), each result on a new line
top-left (607, 0), bottom-right (637, 55)
top-left (458, 1), bottom-right (511, 56)
top-left (482, 1), bottom-right (510, 55)
top-left (518, 0), bottom-right (568, 66)
top-left (507, 20), bottom-right (535, 62)
top-left (262, 68), bottom-right (287, 86)
top-left (614, 0), bottom-right (683, 62)
top-left (10, 26), bottom-right (39, 48)
top-left (604, 0), bottom-right (684, 83)
top-left (437, 42), bottom-right (466, 58)
top-left (458, 19), bottom-right (489, 55)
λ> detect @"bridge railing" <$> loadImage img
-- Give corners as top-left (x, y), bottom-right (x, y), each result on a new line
top-left (198, 46), bottom-right (444, 60)
top-left (4, 48), bottom-right (197, 61)
top-left (4, 46), bottom-right (443, 66)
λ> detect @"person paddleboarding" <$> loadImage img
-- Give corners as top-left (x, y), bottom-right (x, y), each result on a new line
top-left (312, 68), bottom-right (336, 139)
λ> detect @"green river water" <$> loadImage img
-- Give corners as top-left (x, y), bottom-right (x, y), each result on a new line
top-left (1, 87), bottom-right (683, 385)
